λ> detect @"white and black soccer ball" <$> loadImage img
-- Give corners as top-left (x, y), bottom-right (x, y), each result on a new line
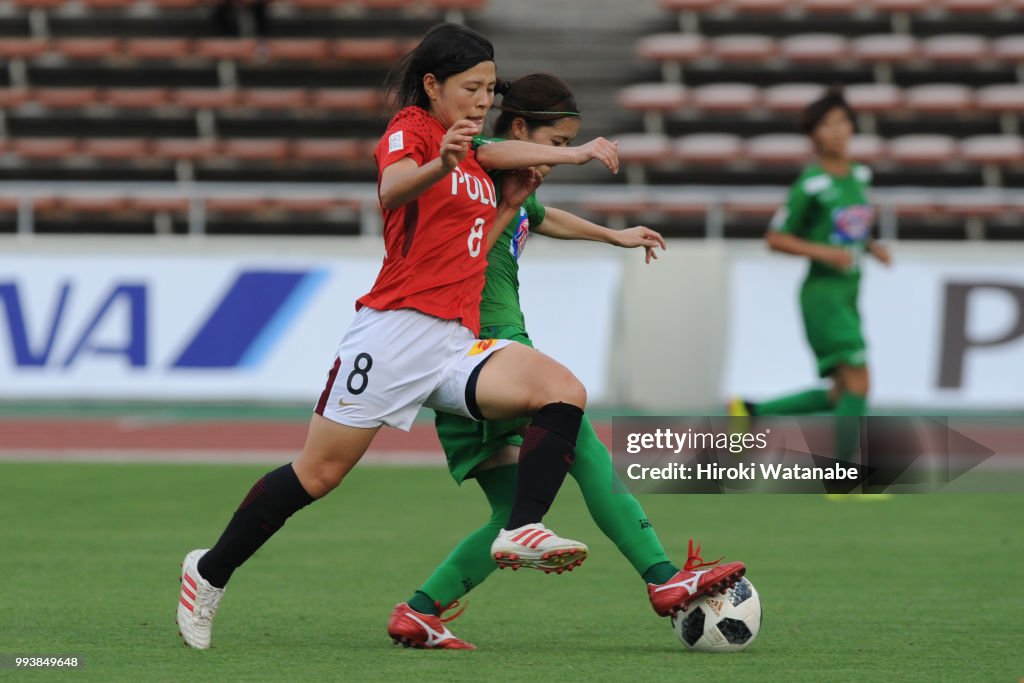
top-left (671, 577), bottom-right (761, 652)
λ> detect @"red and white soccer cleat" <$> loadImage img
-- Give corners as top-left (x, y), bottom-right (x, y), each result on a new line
top-left (387, 602), bottom-right (476, 650)
top-left (648, 539), bottom-right (746, 617)
top-left (177, 549), bottom-right (225, 649)
top-left (491, 523), bottom-right (588, 574)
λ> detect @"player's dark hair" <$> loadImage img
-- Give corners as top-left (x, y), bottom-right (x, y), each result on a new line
top-left (800, 85), bottom-right (856, 135)
top-left (385, 23), bottom-right (495, 111)
top-left (494, 73), bottom-right (580, 137)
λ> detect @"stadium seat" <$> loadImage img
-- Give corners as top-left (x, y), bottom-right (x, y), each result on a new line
top-left (691, 83), bottom-right (760, 112)
top-left (617, 84), bottom-right (688, 114)
top-left (357, 0), bottom-right (418, 9)
top-left (333, 38), bottom-right (403, 62)
top-left (779, 34), bottom-right (849, 63)
top-left (616, 133), bottom-right (675, 165)
top-left (635, 34), bottom-right (707, 82)
top-left (287, 0), bottom-right (349, 8)
top-left (33, 88), bottom-right (101, 108)
top-left (920, 34), bottom-right (989, 64)
top-left (904, 84), bottom-right (973, 114)
top-left (732, 0), bottom-right (788, 12)
top-left (11, 138), bottom-right (79, 160)
top-left (578, 191), bottom-right (653, 219)
top-left (975, 84), bottom-right (1024, 113)
top-left (10, 0), bottom-right (65, 8)
top-left (869, 0), bottom-right (930, 10)
top-left (152, 138), bottom-right (219, 161)
top-left (58, 193), bottom-right (130, 213)
top-left (311, 88), bottom-right (383, 111)
top-left (54, 38), bottom-right (120, 60)
top-left (942, 0), bottom-right (1002, 12)
top-left (674, 133), bottom-right (744, 164)
top-left (0, 39), bottom-right (49, 59)
top-left (81, 0), bottom-right (136, 8)
top-left (124, 38), bottom-right (191, 61)
top-left (939, 192), bottom-right (1010, 218)
top-left (761, 83), bottom-right (826, 113)
top-left (271, 196), bottom-right (354, 213)
top-left (175, 89), bottom-right (240, 109)
top-left (267, 39), bottom-right (330, 62)
top-left (992, 35), bottom-right (1024, 63)
top-left (711, 35), bottom-right (777, 62)
top-left (242, 89), bottom-right (309, 110)
top-left (222, 138), bottom-right (291, 161)
top-left (801, 0), bottom-right (861, 12)
top-left (293, 139), bottom-right (371, 162)
top-left (194, 39), bottom-right (257, 61)
top-left (81, 138), bottom-right (152, 160)
top-left (0, 89), bottom-right (30, 108)
top-left (653, 191), bottom-right (712, 216)
top-left (204, 196), bottom-right (272, 213)
top-left (959, 135), bottom-right (1024, 164)
top-left (658, 0), bottom-right (718, 9)
top-left (130, 195), bottom-right (191, 213)
top-left (849, 134), bottom-right (888, 163)
top-left (422, 0), bottom-right (488, 10)
top-left (887, 134), bottom-right (958, 164)
top-left (724, 190), bottom-right (784, 218)
top-left (844, 83), bottom-right (903, 113)
top-left (105, 88), bottom-right (172, 109)
top-left (745, 134), bottom-right (814, 165)
top-left (882, 191), bottom-right (935, 218)
top-left (850, 34), bottom-right (918, 64)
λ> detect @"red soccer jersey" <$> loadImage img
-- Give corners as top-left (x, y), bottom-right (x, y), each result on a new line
top-left (358, 106), bottom-right (498, 335)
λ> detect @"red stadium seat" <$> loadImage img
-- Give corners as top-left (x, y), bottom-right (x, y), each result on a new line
top-left (991, 35), bottom-right (1024, 63)
top-left (222, 138), bottom-right (292, 161)
top-left (844, 83), bottom-right (903, 113)
top-left (920, 34), bottom-right (989, 64)
top-left (204, 196), bottom-right (272, 213)
top-left (654, 191), bottom-right (711, 216)
top-left (81, 138), bottom-right (152, 160)
top-left (54, 38), bottom-right (120, 60)
top-left (287, 0), bottom-right (349, 8)
top-left (691, 83), bottom-right (760, 112)
top-left (711, 35), bottom-right (777, 62)
top-left (333, 38), bottom-right (403, 62)
top-left (779, 34), bottom-right (849, 63)
top-left (293, 138), bottom-right (371, 162)
top-left (617, 83), bottom-right (687, 114)
top-left (11, 138), bottom-right (79, 160)
top-left (131, 195), bottom-right (191, 212)
top-left (850, 34), bottom-right (917, 63)
top-left (242, 89), bottom-right (309, 110)
top-left (151, 0), bottom-right (205, 7)
top-left (959, 135), bottom-right (1024, 164)
top-left (745, 134), bottom-right (814, 165)
top-left (674, 133), bottom-right (744, 164)
top-left (849, 134), bottom-right (887, 163)
top-left (59, 193), bottom-right (130, 213)
top-left (105, 88), bottom-right (172, 109)
top-left (635, 33), bottom-right (707, 64)
top-left (10, 0), bottom-right (65, 8)
top-left (975, 84), bottom-right (1024, 113)
top-left (888, 134), bottom-right (958, 164)
top-left (578, 191), bottom-right (653, 218)
top-left (904, 84), bottom-right (973, 114)
top-left (266, 39), bottom-right (330, 62)
top-left (869, 0), bottom-right (930, 10)
top-left (33, 88), bottom-right (101, 108)
top-left (659, 0), bottom-right (718, 9)
top-left (195, 39), bottom-right (257, 61)
top-left (152, 138), bottom-right (220, 160)
top-left (732, 0), bottom-right (788, 12)
top-left (81, 0), bottom-right (136, 8)
top-left (616, 134), bottom-right (674, 164)
top-left (801, 0), bottom-right (860, 12)
top-left (939, 192), bottom-right (1009, 218)
top-left (357, 0), bottom-right (417, 8)
top-left (422, 0), bottom-right (488, 10)
top-left (0, 89), bottom-right (30, 107)
top-left (942, 0), bottom-right (1002, 12)
top-left (0, 38), bottom-right (49, 59)
top-left (724, 190), bottom-right (784, 218)
top-left (311, 88), bottom-right (383, 111)
top-left (762, 83), bottom-right (826, 113)
top-left (883, 191), bottom-right (935, 218)
top-left (271, 196), bottom-right (353, 213)
top-left (124, 38), bottom-right (191, 60)
top-left (174, 89), bottom-right (240, 109)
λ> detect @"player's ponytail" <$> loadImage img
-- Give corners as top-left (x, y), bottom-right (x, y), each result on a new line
top-left (494, 73), bottom-right (580, 137)
top-left (385, 23), bottom-right (495, 111)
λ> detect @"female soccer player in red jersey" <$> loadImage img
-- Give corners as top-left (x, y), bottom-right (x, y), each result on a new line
top-left (176, 23), bottom-right (623, 650)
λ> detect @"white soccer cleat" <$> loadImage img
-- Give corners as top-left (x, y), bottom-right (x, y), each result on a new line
top-left (491, 523), bottom-right (588, 574)
top-left (177, 549), bottom-right (224, 649)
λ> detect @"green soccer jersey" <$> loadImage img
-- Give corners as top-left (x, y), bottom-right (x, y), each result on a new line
top-left (770, 163), bottom-right (875, 281)
top-left (472, 135), bottom-right (547, 330)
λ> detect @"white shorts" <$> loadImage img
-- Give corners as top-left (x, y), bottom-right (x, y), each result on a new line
top-left (314, 307), bottom-right (514, 430)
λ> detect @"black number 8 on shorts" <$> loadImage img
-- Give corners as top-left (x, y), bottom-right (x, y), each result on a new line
top-left (346, 353), bottom-right (374, 395)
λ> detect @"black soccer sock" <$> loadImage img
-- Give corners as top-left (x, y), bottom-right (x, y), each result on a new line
top-left (505, 402), bottom-right (584, 530)
top-left (197, 463), bottom-right (315, 588)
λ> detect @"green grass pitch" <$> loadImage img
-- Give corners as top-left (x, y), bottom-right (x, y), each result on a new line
top-left (2, 463), bottom-right (1022, 682)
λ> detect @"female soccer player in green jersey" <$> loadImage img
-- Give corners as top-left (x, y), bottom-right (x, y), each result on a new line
top-left (386, 73), bottom-right (747, 650)
top-left (730, 87), bottom-right (892, 461)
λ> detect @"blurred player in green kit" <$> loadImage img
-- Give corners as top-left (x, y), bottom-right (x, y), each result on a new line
top-left (386, 73), bottom-right (747, 649)
top-left (730, 87), bottom-right (892, 463)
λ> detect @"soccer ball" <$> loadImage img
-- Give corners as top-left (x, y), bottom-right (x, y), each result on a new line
top-left (670, 578), bottom-right (762, 652)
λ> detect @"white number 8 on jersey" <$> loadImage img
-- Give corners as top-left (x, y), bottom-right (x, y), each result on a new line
top-left (467, 217), bottom-right (485, 257)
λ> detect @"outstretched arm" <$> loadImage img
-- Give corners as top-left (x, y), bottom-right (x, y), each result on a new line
top-left (378, 119), bottom-right (480, 210)
top-left (475, 138), bottom-right (619, 174)
top-left (535, 207), bottom-right (666, 263)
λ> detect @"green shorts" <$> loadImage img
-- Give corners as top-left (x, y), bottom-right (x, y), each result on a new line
top-left (435, 324), bottom-right (533, 484)
top-left (799, 278), bottom-right (867, 378)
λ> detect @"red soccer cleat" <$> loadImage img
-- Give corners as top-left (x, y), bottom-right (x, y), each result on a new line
top-left (647, 539), bottom-right (746, 617)
top-left (387, 601), bottom-right (476, 650)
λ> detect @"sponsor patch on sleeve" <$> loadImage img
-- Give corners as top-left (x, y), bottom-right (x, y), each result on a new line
top-left (388, 130), bottom-right (404, 153)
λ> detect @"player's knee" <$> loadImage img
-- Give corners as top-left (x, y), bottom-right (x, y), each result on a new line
top-left (294, 459), bottom-right (347, 498)
top-left (533, 371), bottom-right (587, 411)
